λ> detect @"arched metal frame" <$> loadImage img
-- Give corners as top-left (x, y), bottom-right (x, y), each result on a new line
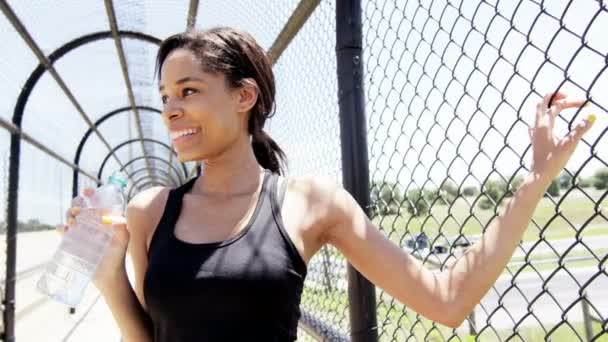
top-left (4, 29), bottom-right (162, 338)
top-left (120, 155), bottom-right (185, 185)
top-left (72, 105), bottom-right (173, 197)
top-left (127, 167), bottom-right (178, 188)
top-left (0, 3), bottom-right (347, 341)
top-left (97, 138), bottom-right (187, 183)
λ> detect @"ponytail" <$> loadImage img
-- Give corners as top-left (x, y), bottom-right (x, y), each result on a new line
top-left (250, 120), bottom-right (286, 175)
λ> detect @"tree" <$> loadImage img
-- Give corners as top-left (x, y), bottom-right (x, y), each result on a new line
top-left (508, 175), bottom-right (525, 196)
top-left (405, 188), bottom-right (428, 217)
top-left (423, 188), bottom-right (438, 203)
top-left (462, 186), bottom-right (478, 197)
top-left (370, 180), bottom-right (403, 215)
top-left (0, 219), bottom-right (55, 233)
top-left (558, 171), bottom-right (573, 189)
top-left (478, 179), bottom-right (507, 210)
top-left (593, 168), bottom-right (608, 190)
top-left (578, 177), bottom-right (593, 188)
top-left (438, 180), bottom-right (458, 205)
top-left (547, 178), bottom-right (561, 197)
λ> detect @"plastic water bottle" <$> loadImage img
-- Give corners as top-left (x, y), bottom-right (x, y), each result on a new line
top-left (37, 171), bottom-right (127, 306)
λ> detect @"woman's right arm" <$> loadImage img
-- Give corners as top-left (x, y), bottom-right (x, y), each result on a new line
top-left (89, 186), bottom-right (169, 341)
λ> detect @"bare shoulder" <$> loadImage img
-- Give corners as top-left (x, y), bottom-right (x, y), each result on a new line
top-left (126, 186), bottom-right (171, 240)
top-left (282, 174), bottom-right (353, 238)
top-left (285, 174), bottom-right (342, 199)
top-left (290, 174), bottom-right (353, 208)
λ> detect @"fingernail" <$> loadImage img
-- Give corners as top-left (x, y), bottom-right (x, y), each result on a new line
top-left (586, 114), bottom-right (596, 124)
top-left (583, 103), bottom-right (590, 108)
top-left (101, 216), bottom-right (113, 225)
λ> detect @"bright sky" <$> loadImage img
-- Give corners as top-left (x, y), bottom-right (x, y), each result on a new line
top-left (1, 0), bottom-right (607, 225)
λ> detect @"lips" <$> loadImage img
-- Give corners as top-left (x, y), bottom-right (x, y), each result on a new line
top-left (171, 127), bottom-right (201, 145)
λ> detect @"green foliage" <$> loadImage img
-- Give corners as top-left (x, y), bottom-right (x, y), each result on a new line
top-left (547, 178), bottom-right (561, 197)
top-left (405, 188), bottom-right (429, 217)
top-left (578, 177), bottom-right (593, 188)
top-left (462, 186), bottom-right (478, 197)
top-left (0, 219), bottom-right (55, 233)
top-left (593, 168), bottom-right (608, 190)
top-left (438, 180), bottom-right (458, 205)
top-left (508, 175), bottom-right (525, 195)
top-left (370, 180), bottom-right (403, 215)
top-left (423, 188), bottom-right (438, 203)
top-left (558, 171), bottom-right (573, 189)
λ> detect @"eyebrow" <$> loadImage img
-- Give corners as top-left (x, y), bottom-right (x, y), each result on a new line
top-left (159, 76), bottom-right (204, 91)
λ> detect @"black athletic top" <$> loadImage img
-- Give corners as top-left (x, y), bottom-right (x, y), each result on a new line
top-left (143, 170), bottom-right (308, 341)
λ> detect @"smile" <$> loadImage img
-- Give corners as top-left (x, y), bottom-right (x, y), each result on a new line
top-left (171, 128), bottom-right (201, 144)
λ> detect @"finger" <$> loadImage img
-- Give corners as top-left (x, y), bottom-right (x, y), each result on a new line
top-left (542, 93), bottom-right (553, 110)
top-left (71, 195), bottom-right (86, 208)
top-left (67, 217), bottom-right (76, 227)
top-left (560, 114), bottom-right (596, 148)
top-left (553, 100), bottom-right (586, 113)
top-left (549, 92), bottom-right (567, 107)
top-left (64, 207), bottom-right (73, 223)
top-left (83, 187), bottom-right (95, 197)
top-left (55, 224), bottom-right (67, 235)
top-left (535, 100), bottom-right (545, 126)
top-left (71, 206), bottom-right (80, 217)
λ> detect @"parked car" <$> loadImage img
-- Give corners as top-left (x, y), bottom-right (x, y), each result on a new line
top-left (431, 245), bottom-right (448, 254)
top-left (403, 233), bottom-right (429, 250)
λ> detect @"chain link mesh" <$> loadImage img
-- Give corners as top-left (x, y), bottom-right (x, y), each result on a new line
top-left (362, 0), bottom-right (607, 340)
top-left (264, 1), bottom-right (350, 340)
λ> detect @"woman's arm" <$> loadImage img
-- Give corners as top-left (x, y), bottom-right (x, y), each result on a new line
top-left (97, 264), bottom-right (153, 342)
top-left (322, 93), bottom-right (596, 328)
top-left (95, 187), bottom-right (169, 341)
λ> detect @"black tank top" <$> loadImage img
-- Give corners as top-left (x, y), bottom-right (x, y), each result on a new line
top-left (143, 170), bottom-right (308, 341)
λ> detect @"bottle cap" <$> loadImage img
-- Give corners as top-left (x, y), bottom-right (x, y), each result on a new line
top-left (108, 171), bottom-right (128, 188)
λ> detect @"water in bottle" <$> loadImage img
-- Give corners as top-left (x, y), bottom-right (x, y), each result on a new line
top-left (37, 171), bottom-right (127, 306)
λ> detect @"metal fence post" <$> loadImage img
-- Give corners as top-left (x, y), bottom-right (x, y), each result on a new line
top-left (3, 133), bottom-right (20, 342)
top-left (336, 0), bottom-right (378, 341)
top-left (581, 292), bottom-right (593, 341)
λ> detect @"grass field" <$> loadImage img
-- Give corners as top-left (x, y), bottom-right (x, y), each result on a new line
top-left (372, 189), bottom-right (607, 244)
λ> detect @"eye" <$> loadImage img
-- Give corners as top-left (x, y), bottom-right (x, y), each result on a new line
top-left (161, 95), bottom-right (168, 104)
top-left (182, 88), bottom-right (198, 97)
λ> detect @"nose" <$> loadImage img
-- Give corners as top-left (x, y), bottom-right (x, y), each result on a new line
top-left (163, 99), bottom-right (184, 121)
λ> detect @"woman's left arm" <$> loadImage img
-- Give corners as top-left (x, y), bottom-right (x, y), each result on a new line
top-left (321, 93), bottom-right (597, 328)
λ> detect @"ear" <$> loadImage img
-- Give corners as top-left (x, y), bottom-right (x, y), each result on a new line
top-left (235, 78), bottom-right (259, 114)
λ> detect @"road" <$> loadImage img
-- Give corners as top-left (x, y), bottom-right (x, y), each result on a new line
top-left (306, 246), bottom-right (607, 332)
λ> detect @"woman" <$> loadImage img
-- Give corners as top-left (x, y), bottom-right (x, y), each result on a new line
top-left (65, 27), bottom-right (597, 341)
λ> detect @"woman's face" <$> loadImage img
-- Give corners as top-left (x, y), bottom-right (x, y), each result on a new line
top-left (159, 48), bottom-right (248, 162)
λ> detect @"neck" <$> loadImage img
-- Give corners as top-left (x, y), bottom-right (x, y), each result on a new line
top-left (193, 135), bottom-right (263, 197)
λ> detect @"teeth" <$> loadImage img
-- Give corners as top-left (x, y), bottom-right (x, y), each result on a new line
top-left (171, 128), bottom-right (199, 139)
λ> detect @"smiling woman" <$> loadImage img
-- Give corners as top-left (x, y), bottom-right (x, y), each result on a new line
top-left (156, 28), bottom-right (286, 172)
top-left (61, 26), bottom-right (599, 342)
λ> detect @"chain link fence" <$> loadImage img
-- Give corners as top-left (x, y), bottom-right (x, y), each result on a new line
top-left (273, 0), bottom-right (608, 341)
top-left (360, 0), bottom-right (608, 340)
top-left (265, 0), bottom-right (350, 340)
